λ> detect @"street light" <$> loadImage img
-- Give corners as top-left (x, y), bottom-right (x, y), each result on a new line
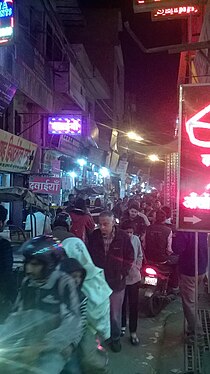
top-left (77, 158), bottom-right (87, 167)
top-left (148, 154), bottom-right (160, 162)
top-left (99, 167), bottom-right (110, 178)
top-left (127, 131), bottom-right (144, 142)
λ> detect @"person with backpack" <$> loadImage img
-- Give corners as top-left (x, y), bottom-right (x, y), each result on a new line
top-left (0, 235), bottom-right (82, 374)
top-left (52, 212), bottom-right (75, 241)
top-left (70, 198), bottom-right (95, 243)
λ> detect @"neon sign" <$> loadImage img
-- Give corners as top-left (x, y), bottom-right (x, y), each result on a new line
top-left (48, 115), bottom-right (82, 135)
top-left (0, 0), bottom-right (14, 45)
top-left (186, 104), bottom-right (210, 148)
top-left (152, 5), bottom-right (199, 19)
top-left (183, 192), bottom-right (210, 210)
top-left (178, 84), bottom-right (210, 231)
top-left (133, 0), bottom-right (205, 13)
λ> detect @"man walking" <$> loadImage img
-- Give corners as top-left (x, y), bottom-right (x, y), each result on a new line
top-left (88, 211), bottom-right (134, 352)
top-left (173, 231), bottom-right (208, 345)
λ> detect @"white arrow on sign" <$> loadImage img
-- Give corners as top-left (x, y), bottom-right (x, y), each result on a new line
top-left (184, 216), bottom-right (202, 225)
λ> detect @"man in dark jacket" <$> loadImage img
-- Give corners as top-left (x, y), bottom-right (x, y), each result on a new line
top-left (121, 201), bottom-right (149, 238)
top-left (88, 211), bottom-right (134, 353)
top-left (145, 210), bottom-right (179, 291)
top-left (0, 205), bottom-right (15, 308)
top-left (173, 231), bottom-right (208, 345)
top-left (145, 210), bottom-right (173, 263)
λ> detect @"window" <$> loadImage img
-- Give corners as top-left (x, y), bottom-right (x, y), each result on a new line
top-left (29, 7), bottom-right (44, 53)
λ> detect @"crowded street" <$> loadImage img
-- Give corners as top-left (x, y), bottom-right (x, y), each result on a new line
top-left (0, 0), bottom-right (210, 373)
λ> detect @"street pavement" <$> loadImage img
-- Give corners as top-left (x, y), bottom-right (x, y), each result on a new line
top-left (109, 295), bottom-right (185, 374)
top-left (108, 290), bottom-right (210, 374)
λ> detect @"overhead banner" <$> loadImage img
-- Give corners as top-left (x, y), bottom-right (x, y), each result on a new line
top-left (29, 176), bottom-right (61, 195)
top-left (0, 129), bottom-right (37, 173)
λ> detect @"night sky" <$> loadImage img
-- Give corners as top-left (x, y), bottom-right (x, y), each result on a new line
top-left (81, 0), bottom-right (183, 145)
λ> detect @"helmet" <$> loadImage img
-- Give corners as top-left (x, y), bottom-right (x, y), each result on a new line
top-left (21, 235), bottom-right (64, 276)
top-left (54, 212), bottom-right (72, 231)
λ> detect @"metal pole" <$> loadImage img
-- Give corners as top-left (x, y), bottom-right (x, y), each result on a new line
top-left (194, 231), bottom-right (199, 374)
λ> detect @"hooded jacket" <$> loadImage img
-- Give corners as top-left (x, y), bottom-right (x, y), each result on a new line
top-left (70, 209), bottom-right (95, 242)
top-left (60, 258), bottom-right (87, 336)
top-left (62, 237), bottom-right (112, 340)
top-left (9, 269), bottom-right (82, 353)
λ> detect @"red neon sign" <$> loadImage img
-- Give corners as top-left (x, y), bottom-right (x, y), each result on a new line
top-left (152, 5), bottom-right (199, 19)
top-left (178, 84), bottom-right (210, 231)
top-left (183, 192), bottom-right (210, 210)
top-left (186, 104), bottom-right (210, 148)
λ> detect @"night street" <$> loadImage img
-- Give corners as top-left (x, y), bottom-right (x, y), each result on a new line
top-left (0, 1), bottom-right (210, 373)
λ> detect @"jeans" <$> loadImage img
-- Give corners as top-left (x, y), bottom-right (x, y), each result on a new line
top-left (122, 282), bottom-right (139, 333)
top-left (180, 273), bottom-right (204, 335)
top-left (110, 289), bottom-right (125, 341)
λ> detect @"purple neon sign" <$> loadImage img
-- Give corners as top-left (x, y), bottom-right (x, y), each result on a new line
top-left (48, 115), bottom-right (82, 135)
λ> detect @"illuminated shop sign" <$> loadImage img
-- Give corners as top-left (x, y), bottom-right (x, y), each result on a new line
top-left (48, 115), bottom-right (82, 135)
top-left (133, 0), bottom-right (205, 13)
top-left (177, 84), bottom-right (210, 231)
top-left (0, 0), bottom-right (14, 45)
top-left (152, 5), bottom-right (199, 20)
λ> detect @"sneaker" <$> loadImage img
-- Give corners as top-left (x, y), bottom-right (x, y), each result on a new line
top-left (111, 339), bottom-right (122, 353)
top-left (121, 327), bottom-right (126, 337)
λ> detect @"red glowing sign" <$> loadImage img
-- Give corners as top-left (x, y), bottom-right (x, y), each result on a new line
top-left (177, 84), bottom-right (210, 231)
top-left (152, 5), bottom-right (199, 20)
top-left (133, 0), bottom-right (205, 13)
top-left (48, 115), bottom-right (82, 136)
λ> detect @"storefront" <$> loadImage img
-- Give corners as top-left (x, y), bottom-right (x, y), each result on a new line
top-left (0, 129), bottom-right (37, 224)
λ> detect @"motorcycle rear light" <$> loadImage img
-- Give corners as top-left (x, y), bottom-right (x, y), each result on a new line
top-left (145, 267), bottom-right (157, 277)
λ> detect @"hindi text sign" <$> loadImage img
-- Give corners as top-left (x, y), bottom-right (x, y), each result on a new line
top-left (29, 177), bottom-right (61, 195)
top-left (178, 84), bottom-right (210, 231)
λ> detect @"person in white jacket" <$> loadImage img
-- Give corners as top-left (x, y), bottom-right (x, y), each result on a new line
top-left (62, 237), bottom-right (112, 373)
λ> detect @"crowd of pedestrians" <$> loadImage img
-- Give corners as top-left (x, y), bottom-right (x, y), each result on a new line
top-left (0, 192), bottom-right (208, 373)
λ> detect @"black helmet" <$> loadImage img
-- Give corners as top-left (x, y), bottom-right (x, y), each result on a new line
top-left (21, 235), bottom-right (64, 276)
top-left (54, 212), bottom-right (72, 231)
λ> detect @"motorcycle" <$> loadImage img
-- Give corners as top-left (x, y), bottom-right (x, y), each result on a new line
top-left (140, 261), bottom-right (176, 317)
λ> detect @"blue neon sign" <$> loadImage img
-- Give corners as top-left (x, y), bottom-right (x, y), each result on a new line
top-left (0, 1), bottom-right (14, 44)
top-left (0, 1), bottom-right (13, 18)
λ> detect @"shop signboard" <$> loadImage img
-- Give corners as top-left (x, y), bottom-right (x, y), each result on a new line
top-left (0, 73), bottom-right (16, 113)
top-left (0, 129), bottom-right (37, 173)
top-left (48, 114), bottom-right (82, 136)
top-left (152, 5), bottom-right (200, 20)
top-left (0, 0), bottom-right (14, 45)
top-left (58, 134), bottom-right (81, 158)
top-left (29, 176), bottom-right (61, 195)
top-left (177, 84), bottom-right (210, 231)
top-left (133, 0), bottom-right (206, 13)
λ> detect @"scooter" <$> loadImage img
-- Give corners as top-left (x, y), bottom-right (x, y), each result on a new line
top-left (140, 262), bottom-right (176, 317)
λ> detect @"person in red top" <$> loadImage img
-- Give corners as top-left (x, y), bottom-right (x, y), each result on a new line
top-left (69, 198), bottom-right (95, 243)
